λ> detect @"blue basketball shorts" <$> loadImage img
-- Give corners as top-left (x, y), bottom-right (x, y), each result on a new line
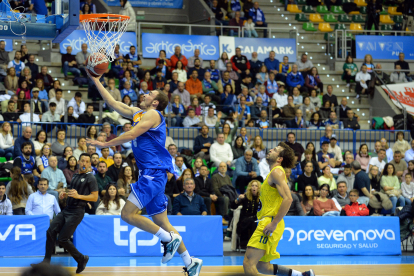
top-left (128, 168), bottom-right (168, 216)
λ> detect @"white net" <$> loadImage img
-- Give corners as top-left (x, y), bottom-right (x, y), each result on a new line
top-left (80, 15), bottom-right (130, 67)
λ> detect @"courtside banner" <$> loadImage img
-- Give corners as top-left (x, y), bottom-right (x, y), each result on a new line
top-left (142, 33), bottom-right (219, 60)
top-left (104, 0), bottom-right (183, 8)
top-left (382, 82), bottom-right (414, 115)
top-left (278, 217), bottom-right (401, 255)
top-left (73, 215), bottom-right (223, 256)
top-left (219, 36), bottom-right (297, 62)
top-left (60, 30), bottom-right (137, 56)
top-left (356, 35), bottom-right (414, 60)
top-left (0, 215), bottom-right (49, 257)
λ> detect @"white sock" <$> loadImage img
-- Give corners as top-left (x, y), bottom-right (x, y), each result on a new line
top-left (291, 269), bottom-right (302, 276)
top-left (155, 228), bottom-right (172, 243)
top-left (180, 250), bottom-right (192, 267)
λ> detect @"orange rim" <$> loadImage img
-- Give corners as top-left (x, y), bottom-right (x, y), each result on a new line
top-left (80, 13), bottom-right (130, 22)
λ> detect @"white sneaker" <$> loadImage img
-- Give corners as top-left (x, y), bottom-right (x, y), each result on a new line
top-left (183, 258), bottom-right (203, 276)
top-left (161, 232), bottom-right (182, 264)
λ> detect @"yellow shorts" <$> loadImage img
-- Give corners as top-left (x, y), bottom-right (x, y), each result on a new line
top-left (247, 217), bottom-right (285, 263)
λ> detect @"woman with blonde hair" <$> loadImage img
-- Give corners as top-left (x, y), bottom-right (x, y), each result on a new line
top-left (6, 167), bottom-right (33, 215)
top-left (192, 157), bottom-right (204, 177)
top-left (36, 144), bottom-right (52, 173)
top-left (0, 122), bottom-right (14, 160)
top-left (230, 180), bottom-right (261, 249)
top-left (117, 166), bottom-right (136, 200)
top-left (96, 183), bottom-right (126, 215)
top-left (18, 67), bottom-right (33, 90)
top-left (250, 135), bottom-right (267, 163)
top-left (362, 54), bottom-right (375, 73)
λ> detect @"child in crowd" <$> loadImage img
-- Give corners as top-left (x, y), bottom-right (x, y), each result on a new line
top-left (401, 174), bottom-right (414, 207)
top-left (343, 189), bottom-right (369, 216)
top-left (244, 17), bottom-right (258, 38)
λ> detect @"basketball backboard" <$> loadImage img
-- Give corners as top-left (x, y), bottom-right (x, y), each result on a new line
top-left (0, 0), bottom-right (78, 42)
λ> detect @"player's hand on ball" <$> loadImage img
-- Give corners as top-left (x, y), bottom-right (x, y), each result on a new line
top-left (263, 223), bottom-right (277, 237)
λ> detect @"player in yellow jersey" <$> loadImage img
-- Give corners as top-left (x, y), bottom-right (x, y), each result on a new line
top-left (243, 142), bottom-right (315, 276)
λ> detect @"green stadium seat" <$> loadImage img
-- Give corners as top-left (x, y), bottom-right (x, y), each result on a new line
top-left (380, 7), bottom-right (387, 15)
top-left (316, 5), bottom-right (330, 14)
top-left (302, 22), bottom-right (317, 31)
top-left (338, 14), bottom-right (351, 22)
top-left (381, 24), bottom-right (393, 31)
top-left (324, 14), bottom-right (338, 22)
top-left (302, 5), bottom-right (315, 13)
top-left (210, 167), bottom-right (217, 174)
top-left (0, 157), bottom-right (6, 163)
top-left (352, 14), bottom-right (365, 23)
top-left (295, 13), bottom-right (309, 22)
top-left (331, 6), bottom-right (345, 14)
top-left (297, 0), bottom-right (307, 4)
top-left (115, 78), bottom-right (119, 88)
top-left (360, 6), bottom-right (367, 14)
top-left (346, 32), bottom-right (354, 39)
top-left (393, 15), bottom-right (403, 23)
top-left (334, 23), bottom-right (347, 30)
top-left (0, 177), bottom-right (11, 183)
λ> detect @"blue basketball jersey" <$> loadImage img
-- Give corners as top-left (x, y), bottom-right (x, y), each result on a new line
top-left (131, 110), bottom-right (174, 173)
top-left (20, 155), bottom-right (36, 174)
top-left (13, 60), bottom-right (23, 77)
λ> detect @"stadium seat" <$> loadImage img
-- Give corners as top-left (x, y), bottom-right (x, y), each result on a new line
top-left (316, 5), bottom-right (329, 14)
top-left (297, 0), bottom-right (306, 4)
top-left (295, 14), bottom-right (309, 22)
top-left (302, 22), bottom-right (317, 31)
top-left (0, 157), bottom-right (6, 163)
top-left (324, 33), bottom-right (335, 42)
top-left (331, 6), bottom-right (345, 14)
top-left (318, 23), bottom-right (334, 32)
top-left (349, 10), bottom-right (360, 15)
top-left (324, 14), bottom-right (338, 22)
top-left (354, 0), bottom-right (367, 7)
top-left (352, 14), bottom-right (365, 23)
top-left (381, 24), bottom-right (393, 31)
top-left (380, 7), bottom-right (388, 15)
top-left (380, 15), bottom-right (394, 24)
top-left (393, 15), bottom-right (403, 23)
top-left (309, 14), bottom-right (324, 22)
top-left (334, 23), bottom-right (347, 30)
top-left (302, 5), bottom-right (315, 13)
top-left (342, 0), bottom-right (352, 3)
top-left (338, 14), bottom-right (351, 22)
top-left (360, 6), bottom-right (367, 14)
top-left (287, 4), bottom-right (302, 13)
top-left (388, 7), bottom-right (402, 15)
top-left (350, 23), bottom-right (363, 31)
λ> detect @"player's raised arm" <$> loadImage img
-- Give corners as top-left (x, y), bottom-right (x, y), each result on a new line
top-left (87, 70), bottom-right (139, 119)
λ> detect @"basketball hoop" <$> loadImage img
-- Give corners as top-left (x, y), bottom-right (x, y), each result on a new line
top-left (80, 14), bottom-right (130, 67)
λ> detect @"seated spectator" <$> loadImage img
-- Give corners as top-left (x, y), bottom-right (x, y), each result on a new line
top-left (210, 133), bottom-right (234, 168)
top-left (2, 100), bottom-right (19, 122)
top-left (170, 46), bottom-right (188, 71)
top-left (25, 178), bottom-right (60, 219)
top-left (301, 184), bottom-right (315, 215)
top-left (91, 153), bottom-right (99, 175)
top-left (404, 161), bottom-right (414, 182)
top-left (298, 161), bottom-right (319, 196)
top-left (35, 66), bottom-right (53, 90)
top-left (393, 131), bottom-right (410, 159)
top-left (96, 183), bottom-right (126, 215)
top-left (5, 67), bottom-right (18, 95)
top-left (322, 85), bottom-right (338, 107)
top-left (202, 71), bottom-right (219, 103)
top-left (48, 80), bottom-right (61, 99)
top-left (8, 51), bottom-right (25, 77)
top-left (16, 89), bottom-right (28, 111)
top-left (153, 69), bottom-right (167, 91)
top-left (140, 71), bottom-right (153, 90)
top-left (176, 168), bottom-right (194, 194)
top-left (342, 55), bottom-right (358, 87)
top-left (62, 156), bottom-right (77, 186)
top-left (41, 155), bottom-right (66, 193)
top-left (217, 71), bottom-right (236, 94)
top-left (255, 110), bottom-right (270, 128)
top-left (251, 97), bottom-right (266, 121)
top-left (71, 137), bottom-right (87, 161)
top-left (390, 64), bottom-right (408, 84)
top-left (173, 178), bottom-right (207, 216)
top-left (17, 102), bottom-right (40, 126)
top-left (67, 92), bottom-right (85, 119)
top-left (120, 81), bottom-right (137, 104)
top-left (0, 122), bottom-right (14, 160)
top-left (231, 47), bottom-right (251, 78)
top-left (174, 156), bottom-right (187, 178)
top-left (233, 149), bottom-right (263, 193)
top-left (75, 43), bottom-right (90, 77)
top-left (281, 95), bottom-right (297, 120)
top-left (337, 163), bottom-right (354, 191)
top-left (307, 90), bottom-right (321, 112)
top-left (187, 58), bottom-right (205, 80)
top-left (305, 67), bottom-right (323, 93)
top-left (256, 85), bottom-right (269, 107)
top-left (287, 192), bottom-right (305, 216)
top-left (390, 151), bottom-right (407, 182)
top-left (25, 55), bottom-right (39, 78)
top-left (317, 142), bottom-right (335, 170)
top-left (332, 181), bottom-right (351, 208)
top-left (237, 87), bottom-right (254, 107)
top-left (49, 89), bottom-right (65, 118)
top-left (355, 144), bottom-right (371, 172)
top-left (183, 108), bottom-right (201, 127)
top-left (0, 182), bottom-right (12, 215)
top-left (106, 152), bottom-right (123, 182)
top-left (0, 40), bottom-right (9, 77)
top-left (285, 132), bottom-right (304, 159)
top-left (204, 106), bottom-right (218, 127)
top-left (99, 148), bottom-right (114, 168)
top-left (172, 60), bottom-right (187, 83)
top-left (206, 60), bottom-right (220, 83)
top-left (6, 167), bottom-right (34, 215)
top-left (61, 106), bottom-right (77, 123)
top-left (295, 53), bottom-right (313, 80)
top-left (185, 70), bottom-right (203, 99)
top-left (301, 146), bottom-right (321, 177)
top-left (172, 82), bottom-right (191, 108)
top-left (36, 144), bottom-right (51, 173)
top-left (355, 65), bottom-right (371, 99)
top-left (237, 96), bottom-right (251, 122)
top-left (369, 165), bottom-right (381, 194)
top-left (248, 1), bottom-right (268, 37)
top-left (381, 163), bottom-right (406, 214)
top-left (211, 161), bottom-right (233, 195)
top-left (264, 51), bottom-right (279, 77)
top-left (318, 166), bottom-right (337, 192)
top-left (41, 102), bottom-right (60, 132)
top-left (256, 64), bottom-right (269, 85)
top-left (272, 84), bottom-right (287, 108)
top-left (230, 180), bottom-right (260, 249)
top-left (367, 148), bottom-right (387, 173)
top-left (106, 78), bottom-right (121, 103)
top-left (193, 124), bottom-right (214, 160)
top-left (232, 136), bottom-right (246, 163)
top-left (102, 122), bottom-right (120, 152)
top-left (341, 189), bottom-right (369, 216)
top-left (405, 140), bottom-right (414, 163)
top-left (325, 111), bottom-right (343, 130)
top-left (95, 161), bottom-right (113, 197)
top-left (327, 136), bottom-right (343, 167)
top-left (13, 126), bottom-right (35, 158)
top-left (250, 135), bottom-right (267, 163)
top-left (165, 95), bottom-right (185, 127)
top-left (401, 173), bottom-right (414, 207)
top-left (300, 97), bottom-right (316, 122)
top-left (117, 166), bottom-right (135, 200)
top-left (350, 161), bottom-right (373, 207)
top-left (250, 52), bottom-right (262, 76)
top-left (286, 64), bottom-right (307, 95)
top-left (30, 87), bottom-right (47, 114)
top-left (51, 129), bottom-right (70, 159)
top-left (286, 109), bottom-right (307, 129)
top-left (124, 46), bottom-right (142, 76)
top-left (343, 110), bottom-right (360, 130)
top-left (338, 98), bottom-right (352, 122)
top-left (61, 46), bottom-right (80, 80)
top-left (313, 184), bottom-right (340, 216)
top-left (290, 153), bottom-right (303, 185)
top-left (78, 104), bottom-right (95, 125)
top-left (264, 72), bottom-right (279, 97)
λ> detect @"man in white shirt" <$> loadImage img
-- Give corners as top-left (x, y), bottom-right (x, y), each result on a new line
top-left (355, 64), bottom-right (371, 99)
top-left (25, 178), bottom-right (61, 219)
top-left (328, 136), bottom-right (343, 167)
top-left (49, 89), bottom-right (65, 118)
top-left (404, 140), bottom-right (414, 163)
top-left (390, 65), bottom-right (408, 84)
top-left (67, 92), bottom-right (86, 118)
top-left (272, 86), bottom-right (288, 108)
top-left (183, 108), bottom-right (201, 127)
top-left (295, 53), bottom-right (313, 79)
top-left (210, 133), bottom-right (233, 167)
top-left (204, 107), bottom-right (218, 127)
top-left (17, 102), bottom-right (40, 126)
top-left (367, 149), bottom-right (387, 174)
top-left (75, 43), bottom-right (90, 76)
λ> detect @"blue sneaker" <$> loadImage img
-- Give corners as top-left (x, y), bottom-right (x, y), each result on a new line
top-left (183, 258), bottom-right (203, 276)
top-left (161, 232), bottom-right (182, 264)
top-left (302, 269), bottom-right (315, 276)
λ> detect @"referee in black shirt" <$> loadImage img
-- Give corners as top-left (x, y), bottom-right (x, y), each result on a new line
top-left (33, 153), bottom-right (98, 274)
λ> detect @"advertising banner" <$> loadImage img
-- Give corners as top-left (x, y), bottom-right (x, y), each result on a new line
top-left (278, 217), bottom-right (401, 255)
top-left (0, 215), bottom-right (49, 257)
top-left (73, 215), bottom-right (223, 256)
top-left (382, 82), bottom-right (414, 115)
top-left (104, 0), bottom-right (183, 8)
top-left (356, 35), bottom-right (414, 60)
top-left (142, 33), bottom-right (219, 60)
top-left (60, 30), bottom-right (137, 56)
top-left (219, 36), bottom-right (297, 62)
top-left (0, 39), bottom-right (13, 51)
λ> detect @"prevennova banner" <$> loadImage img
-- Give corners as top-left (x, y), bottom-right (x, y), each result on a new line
top-left (356, 35), bottom-right (414, 60)
top-left (104, 0), bottom-right (183, 8)
top-left (382, 82), bottom-right (414, 115)
top-left (219, 36), bottom-right (297, 62)
top-left (142, 33), bottom-right (219, 60)
top-left (73, 215), bottom-right (223, 256)
top-left (60, 30), bottom-right (137, 56)
top-left (278, 217), bottom-right (401, 255)
top-left (0, 215), bottom-right (49, 257)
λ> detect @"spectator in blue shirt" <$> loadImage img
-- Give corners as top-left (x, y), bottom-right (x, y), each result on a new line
top-left (317, 141), bottom-right (336, 169)
top-left (40, 156), bottom-right (67, 201)
top-left (320, 125), bottom-right (338, 146)
top-left (249, 2), bottom-right (268, 37)
top-left (120, 81), bottom-right (137, 103)
top-left (233, 149), bottom-right (263, 193)
top-left (290, 153), bottom-right (303, 184)
top-left (237, 96), bottom-right (251, 123)
top-left (264, 51), bottom-right (280, 76)
top-left (173, 178), bottom-right (208, 215)
top-left (206, 60), bottom-right (220, 83)
top-left (25, 178), bottom-right (61, 220)
top-left (325, 111), bottom-right (343, 130)
top-left (286, 64), bottom-right (307, 95)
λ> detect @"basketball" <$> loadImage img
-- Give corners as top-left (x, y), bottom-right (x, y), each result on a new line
top-left (86, 53), bottom-right (109, 77)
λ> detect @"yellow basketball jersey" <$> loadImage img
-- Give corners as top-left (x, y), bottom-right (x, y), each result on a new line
top-left (256, 165), bottom-right (286, 220)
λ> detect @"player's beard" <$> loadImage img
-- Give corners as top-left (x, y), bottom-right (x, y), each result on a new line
top-left (139, 101), bottom-right (147, 110)
top-left (266, 153), bottom-right (278, 166)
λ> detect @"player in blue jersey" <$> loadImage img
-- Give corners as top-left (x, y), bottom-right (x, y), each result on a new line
top-left (86, 72), bottom-right (202, 276)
